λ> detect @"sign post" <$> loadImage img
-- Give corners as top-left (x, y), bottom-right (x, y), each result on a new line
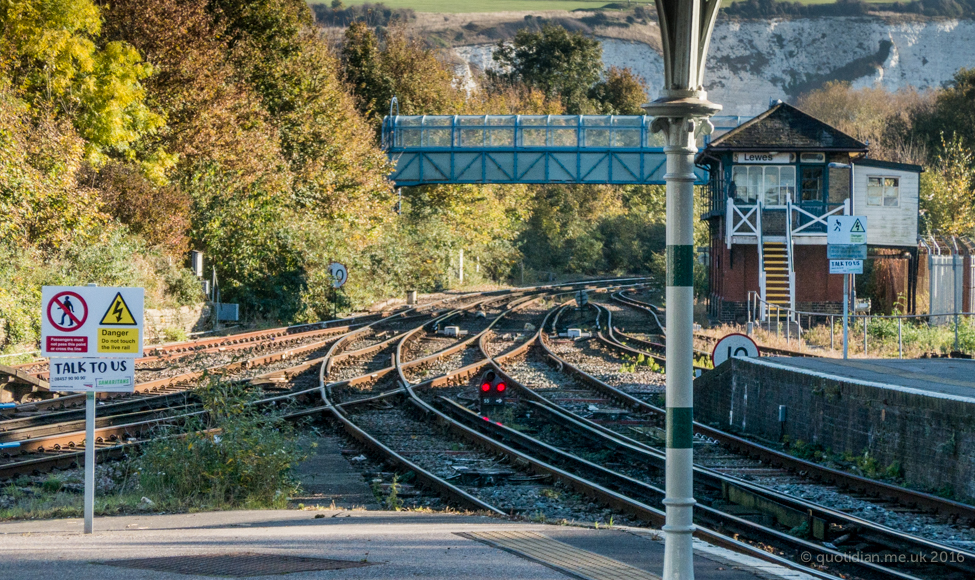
top-left (828, 216), bottom-right (867, 359)
top-left (41, 285), bottom-right (143, 534)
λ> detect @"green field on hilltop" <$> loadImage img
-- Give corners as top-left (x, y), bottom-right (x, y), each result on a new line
top-left (325, 0), bottom-right (891, 14)
top-left (330, 0), bottom-right (628, 13)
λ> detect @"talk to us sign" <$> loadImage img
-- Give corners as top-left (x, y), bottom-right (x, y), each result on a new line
top-left (41, 286), bottom-right (144, 392)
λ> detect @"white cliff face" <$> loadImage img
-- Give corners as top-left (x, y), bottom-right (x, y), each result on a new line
top-left (452, 17), bottom-right (975, 116)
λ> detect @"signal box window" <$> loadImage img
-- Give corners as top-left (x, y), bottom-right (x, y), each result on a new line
top-left (730, 165), bottom-right (795, 206)
top-left (801, 167), bottom-right (824, 202)
top-left (867, 177), bottom-right (899, 207)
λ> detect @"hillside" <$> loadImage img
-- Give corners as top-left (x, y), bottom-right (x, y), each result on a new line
top-left (324, 9), bottom-right (975, 116)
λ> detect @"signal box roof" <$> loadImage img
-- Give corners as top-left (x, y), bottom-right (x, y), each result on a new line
top-left (705, 102), bottom-right (868, 153)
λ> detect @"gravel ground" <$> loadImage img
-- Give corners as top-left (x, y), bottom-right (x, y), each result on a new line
top-left (348, 403), bottom-right (632, 525)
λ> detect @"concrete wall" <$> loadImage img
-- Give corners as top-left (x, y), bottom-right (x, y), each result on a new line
top-left (695, 358), bottom-right (975, 502)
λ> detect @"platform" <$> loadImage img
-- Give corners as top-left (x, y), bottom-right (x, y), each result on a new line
top-left (756, 357), bottom-right (975, 402)
top-left (0, 510), bottom-right (819, 580)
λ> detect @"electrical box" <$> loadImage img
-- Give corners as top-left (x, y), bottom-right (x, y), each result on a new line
top-left (190, 251), bottom-right (204, 278)
top-left (217, 303), bottom-right (239, 322)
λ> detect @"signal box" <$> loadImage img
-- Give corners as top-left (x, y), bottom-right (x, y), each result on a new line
top-left (478, 370), bottom-right (507, 413)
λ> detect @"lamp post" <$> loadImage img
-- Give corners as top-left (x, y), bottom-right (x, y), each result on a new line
top-left (642, 2), bottom-right (722, 579)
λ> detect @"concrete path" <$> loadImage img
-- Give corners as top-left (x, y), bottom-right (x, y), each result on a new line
top-left (0, 510), bottom-right (822, 580)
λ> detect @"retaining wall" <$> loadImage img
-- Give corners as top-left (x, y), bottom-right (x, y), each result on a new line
top-left (694, 357), bottom-right (975, 502)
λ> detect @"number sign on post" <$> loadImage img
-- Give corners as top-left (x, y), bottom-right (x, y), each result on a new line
top-left (711, 333), bottom-right (761, 367)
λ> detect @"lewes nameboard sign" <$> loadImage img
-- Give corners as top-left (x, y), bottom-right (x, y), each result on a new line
top-left (733, 152), bottom-right (794, 164)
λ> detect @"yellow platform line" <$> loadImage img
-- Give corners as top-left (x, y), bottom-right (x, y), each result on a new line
top-left (460, 530), bottom-right (661, 580)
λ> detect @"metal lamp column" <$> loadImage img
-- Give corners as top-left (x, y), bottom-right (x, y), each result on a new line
top-left (643, 1), bottom-right (722, 579)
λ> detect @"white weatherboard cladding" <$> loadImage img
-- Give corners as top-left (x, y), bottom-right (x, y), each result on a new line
top-left (452, 18), bottom-right (975, 117)
top-left (852, 166), bottom-right (918, 247)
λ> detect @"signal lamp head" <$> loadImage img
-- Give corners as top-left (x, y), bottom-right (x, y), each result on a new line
top-left (481, 383), bottom-right (491, 392)
top-left (496, 383), bottom-right (506, 392)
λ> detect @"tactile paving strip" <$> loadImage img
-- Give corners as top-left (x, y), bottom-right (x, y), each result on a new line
top-left (459, 530), bottom-right (661, 580)
top-left (102, 552), bottom-right (374, 577)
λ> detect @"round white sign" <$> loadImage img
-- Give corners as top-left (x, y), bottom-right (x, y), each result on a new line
top-left (711, 333), bottom-right (760, 367)
top-left (328, 262), bottom-right (348, 289)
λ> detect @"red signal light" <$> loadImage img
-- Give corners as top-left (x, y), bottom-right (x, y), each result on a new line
top-left (496, 383), bottom-right (506, 392)
top-left (481, 383), bottom-right (491, 392)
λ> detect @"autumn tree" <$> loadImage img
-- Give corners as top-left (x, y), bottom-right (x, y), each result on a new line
top-left (489, 25), bottom-right (603, 114)
top-left (920, 135), bottom-right (975, 236)
top-left (0, 0), bottom-right (166, 171)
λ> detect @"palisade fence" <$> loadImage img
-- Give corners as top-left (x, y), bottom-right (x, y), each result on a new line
top-left (746, 291), bottom-right (974, 358)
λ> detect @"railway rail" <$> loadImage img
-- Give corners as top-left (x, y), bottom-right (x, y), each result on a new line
top-left (6, 277), bottom-right (973, 580)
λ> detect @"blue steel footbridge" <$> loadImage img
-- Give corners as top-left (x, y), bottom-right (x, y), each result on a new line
top-left (382, 113), bottom-right (747, 187)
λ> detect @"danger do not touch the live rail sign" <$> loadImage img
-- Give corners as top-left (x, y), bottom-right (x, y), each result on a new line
top-left (41, 286), bottom-right (144, 359)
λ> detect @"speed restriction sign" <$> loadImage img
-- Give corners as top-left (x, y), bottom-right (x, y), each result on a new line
top-left (328, 262), bottom-right (348, 289)
top-left (711, 333), bottom-right (760, 367)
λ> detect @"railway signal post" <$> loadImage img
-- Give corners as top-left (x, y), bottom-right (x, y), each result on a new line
top-left (642, 1), bottom-right (723, 578)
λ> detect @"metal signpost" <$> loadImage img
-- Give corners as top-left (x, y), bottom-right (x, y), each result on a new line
top-left (643, 2), bottom-right (723, 578)
top-left (711, 333), bottom-right (760, 367)
top-left (828, 216), bottom-right (867, 359)
top-left (41, 285), bottom-right (144, 534)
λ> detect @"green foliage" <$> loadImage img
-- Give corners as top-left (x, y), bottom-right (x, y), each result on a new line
top-left (919, 134), bottom-right (975, 236)
top-left (137, 378), bottom-right (303, 509)
top-left (489, 25), bottom-right (603, 114)
top-left (587, 66), bottom-right (648, 115)
top-left (912, 68), bottom-right (975, 159)
top-left (0, 0), bottom-right (166, 170)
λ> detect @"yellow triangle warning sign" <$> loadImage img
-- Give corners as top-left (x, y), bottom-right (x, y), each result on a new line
top-left (851, 219), bottom-right (866, 233)
top-left (100, 292), bottom-right (138, 325)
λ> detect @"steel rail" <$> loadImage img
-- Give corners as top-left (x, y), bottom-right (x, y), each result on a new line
top-left (486, 341), bottom-right (975, 578)
top-left (475, 306), bottom-right (962, 580)
top-left (400, 305), bottom-right (852, 580)
top-left (591, 299), bottom-right (975, 524)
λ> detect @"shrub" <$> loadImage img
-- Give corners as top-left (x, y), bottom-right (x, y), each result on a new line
top-left (137, 378), bottom-right (303, 509)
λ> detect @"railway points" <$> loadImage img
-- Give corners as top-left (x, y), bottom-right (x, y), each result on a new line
top-left (4, 278), bottom-right (975, 580)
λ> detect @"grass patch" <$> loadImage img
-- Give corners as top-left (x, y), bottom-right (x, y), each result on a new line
top-left (136, 378), bottom-right (304, 510)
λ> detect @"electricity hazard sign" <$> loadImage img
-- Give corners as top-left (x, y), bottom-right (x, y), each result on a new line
top-left (41, 286), bottom-right (144, 358)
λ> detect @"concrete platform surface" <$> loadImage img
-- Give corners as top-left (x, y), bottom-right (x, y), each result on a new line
top-left (763, 357), bottom-right (975, 402)
top-left (0, 510), bottom-right (820, 580)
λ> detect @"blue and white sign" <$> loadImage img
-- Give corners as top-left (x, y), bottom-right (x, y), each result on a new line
top-left (829, 259), bottom-right (863, 274)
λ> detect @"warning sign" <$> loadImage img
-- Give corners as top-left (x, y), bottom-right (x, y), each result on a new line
top-left (47, 291), bottom-right (88, 332)
top-left (41, 287), bottom-right (144, 358)
top-left (827, 216), bottom-right (868, 245)
top-left (98, 328), bottom-right (140, 354)
top-left (100, 293), bottom-right (137, 325)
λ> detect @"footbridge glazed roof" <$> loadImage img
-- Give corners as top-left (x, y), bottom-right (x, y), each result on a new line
top-left (705, 102), bottom-right (867, 153)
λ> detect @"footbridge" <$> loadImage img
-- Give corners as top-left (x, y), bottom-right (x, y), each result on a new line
top-left (382, 113), bottom-right (746, 187)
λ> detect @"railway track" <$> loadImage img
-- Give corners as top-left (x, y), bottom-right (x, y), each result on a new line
top-left (11, 277), bottom-right (974, 580)
top-left (0, 279), bottom-right (648, 481)
top-left (323, 289), bottom-right (975, 580)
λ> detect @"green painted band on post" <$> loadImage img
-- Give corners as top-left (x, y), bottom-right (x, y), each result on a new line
top-left (666, 245), bottom-right (694, 287)
top-left (666, 407), bottom-right (694, 449)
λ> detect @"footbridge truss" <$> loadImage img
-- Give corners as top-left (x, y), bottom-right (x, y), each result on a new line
top-left (382, 113), bottom-right (746, 187)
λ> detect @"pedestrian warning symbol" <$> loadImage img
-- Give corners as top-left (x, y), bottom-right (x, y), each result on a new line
top-left (850, 219), bottom-right (866, 233)
top-left (99, 292), bottom-right (137, 325)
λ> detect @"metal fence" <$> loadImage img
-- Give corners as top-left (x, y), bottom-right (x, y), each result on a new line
top-left (746, 292), bottom-right (973, 357)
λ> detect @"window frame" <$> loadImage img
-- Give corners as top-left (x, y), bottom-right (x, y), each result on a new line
top-left (866, 175), bottom-right (900, 208)
top-left (730, 165), bottom-right (795, 206)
